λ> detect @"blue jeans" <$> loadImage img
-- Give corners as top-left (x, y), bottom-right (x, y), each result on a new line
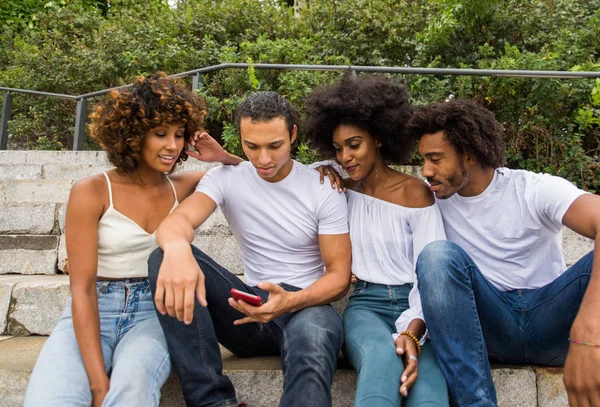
top-left (25, 279), bottom-right (171, 407)
top-left (147, 245), bottom-right (344, 407)
top-left (416, 240), bottom-right (594, 407)
top-left (343, 280), bottom-right (449, 407)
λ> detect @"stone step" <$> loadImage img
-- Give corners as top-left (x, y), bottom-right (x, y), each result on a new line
top-left (0, 151), bottom-right (217, 181)
top-left (0, 274), bottom-right (347, 337)
top-left (0, 336), bottom-right (567, 407)
top-left (0, 228), bottom-right (591, 277)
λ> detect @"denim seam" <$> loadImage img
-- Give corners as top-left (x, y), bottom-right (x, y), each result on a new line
top-left (465, 264), bottom-right (495, 405)
top-left (150, 352), bottom-right (171, 404)
top-left (193, 305), bottom-right (222, 394)
top-left (281, 326), bottom-right (290, 391)
top-left (526, 269), bottom-right (592, 311)
top-left (194, 252), bottom-right (249, 294)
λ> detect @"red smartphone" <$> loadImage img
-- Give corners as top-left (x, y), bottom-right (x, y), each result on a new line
top-left (230, 288), bottom-right (263, 306)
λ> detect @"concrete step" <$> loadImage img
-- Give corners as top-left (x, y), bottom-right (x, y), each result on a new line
top-left (0, 274), bottom-right (347, 337)
top-left (0, 336), bottom-right (568, 407)
top-left (0, 151), bottom-right (216, 181)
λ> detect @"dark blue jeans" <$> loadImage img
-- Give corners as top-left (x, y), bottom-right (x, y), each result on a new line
top-left (416, 240), bottom-right (593, 407)
top-left (147, 245), bottom-right (344, 407)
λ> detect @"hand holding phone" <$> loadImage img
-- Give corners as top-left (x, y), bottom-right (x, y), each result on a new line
top-left (230, 288), bottom-right (263, 307)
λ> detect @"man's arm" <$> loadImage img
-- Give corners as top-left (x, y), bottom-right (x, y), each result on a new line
top-left (229, 233), bottom-right (352, 324)
top-left (561, 193), bottom-right (600, 407)
top-left (154, 192), bottom-right (217, 324)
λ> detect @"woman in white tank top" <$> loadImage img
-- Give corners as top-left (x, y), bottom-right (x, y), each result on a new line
top-left (306, 74), bottom-right (449, 406)
top-left (25, 72), bottom-right (242, 407)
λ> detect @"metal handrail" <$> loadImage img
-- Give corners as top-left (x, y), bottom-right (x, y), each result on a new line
top-left (2, 63), bottom-right (600, 150)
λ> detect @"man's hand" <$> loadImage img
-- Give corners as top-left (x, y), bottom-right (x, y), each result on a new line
top-left (187, 131), bottom-right (229, 163)
top-left (228, 282), bottom-right (292, 325)
top-left (564, 310), bottom-right (600, 406)
top-left (316, 165), bottom-right (346, 192)
top-left (395, 334), bottom-right (419, 397)
top-left (154, 246), bottom-right (207, 325)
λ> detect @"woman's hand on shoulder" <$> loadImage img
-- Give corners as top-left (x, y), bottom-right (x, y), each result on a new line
top-left (316, 165), bottom-right (347, 192)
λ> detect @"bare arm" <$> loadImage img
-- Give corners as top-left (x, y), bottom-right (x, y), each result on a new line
top-left (65, 178), bottom-right (109, 405)
top-left (229, 233), bottom-right (352, 324)
top-left (287, 233), bottom-right (352, 309)
top-left (561, 193), bottom-right (600, 407)
top-left (154, 192), bottom-right (217, 324)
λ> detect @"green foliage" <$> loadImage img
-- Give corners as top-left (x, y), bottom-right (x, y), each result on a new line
top-left (0, 0), bottom-right (599, 190)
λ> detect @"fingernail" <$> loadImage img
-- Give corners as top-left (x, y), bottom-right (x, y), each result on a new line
top-left (402, 375), bottom-right (407, 382)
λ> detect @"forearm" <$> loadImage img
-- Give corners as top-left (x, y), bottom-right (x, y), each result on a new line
top-left (573, 234), bottom-right (600, 332)
top-left (156, 213), bottom-right (196, 249)
top-left (222, 152), bottom-right (244, 166)
top-left (71, 290), bottom-right (108, 391)
top-left (286, 271), bottom-right (350, 313)
top-left (406, 318), bottom-right (426, 339)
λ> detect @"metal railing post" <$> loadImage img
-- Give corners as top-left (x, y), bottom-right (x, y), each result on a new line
top-left (192, 73), bottom-right (202, 91)
top-left (73, 97), bottom-right (87, 151)
top-left (0, 91), bottom-right (13, 150)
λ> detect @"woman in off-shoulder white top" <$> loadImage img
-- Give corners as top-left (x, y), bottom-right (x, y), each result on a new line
top-left (306, 73), bottom-right (449, 406)
top-left (25, 73), bottom-right (242, 407)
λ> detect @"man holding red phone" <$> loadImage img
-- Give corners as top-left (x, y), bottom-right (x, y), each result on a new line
top-left (148, 91), bottom-right (352, 407)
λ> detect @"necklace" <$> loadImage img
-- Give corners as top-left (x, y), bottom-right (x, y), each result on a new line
top-left (359, 171), bottom-right (388, 214)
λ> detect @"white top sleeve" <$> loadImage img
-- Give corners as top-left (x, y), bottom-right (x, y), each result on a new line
top-left (195, 165), bottom-right (228, 206)
top-left (394, 204), bottom-right (446, 344)
top-left (317, 185), bottom-right (349, 235)
top-left (528, 174), bottom-right (588, 228)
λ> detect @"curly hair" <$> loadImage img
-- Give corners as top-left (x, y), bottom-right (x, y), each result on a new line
top-left (235, 91), bottom-right (300, 137)
top-left (89, 72), bottom-right (207, 176)
top-left (304, 73), bottom-right (414, 164)
top-left (407, 99), bottom-right (506, 169)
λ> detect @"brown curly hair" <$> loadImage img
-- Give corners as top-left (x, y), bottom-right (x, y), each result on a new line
top-left (407, 100), bottom-right (506, 169)
top-left (89, 72), bottom-right (207, 176)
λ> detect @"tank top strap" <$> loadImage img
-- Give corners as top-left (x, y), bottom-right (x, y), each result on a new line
top-left (101, 172), bottom-right (114, 207)
top-left (164, 174), bottom-right (179, 205)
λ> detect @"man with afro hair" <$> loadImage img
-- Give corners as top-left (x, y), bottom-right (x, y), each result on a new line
top-left (408, 99), bottom-right (600, 406)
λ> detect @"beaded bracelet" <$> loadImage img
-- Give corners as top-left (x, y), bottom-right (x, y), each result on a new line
top-left (400, 330), bottom-right (422, 356)
top-left (568, 338), bottom-right (600, 348)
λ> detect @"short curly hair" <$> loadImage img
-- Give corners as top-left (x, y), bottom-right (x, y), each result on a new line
top-left (408, 99), bottom-right (506, 169)
top-left (305, 73), bottom-right (414, 164)
top-left (89, 72), bottom-right (207, 175)
top-left (235, 91), bottom-right (300, 137)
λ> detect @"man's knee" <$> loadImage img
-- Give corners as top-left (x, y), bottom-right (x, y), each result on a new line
top-left (287, 307), bottom-right (343, 358)
top-left (416, 240), bottom-right (467, 284)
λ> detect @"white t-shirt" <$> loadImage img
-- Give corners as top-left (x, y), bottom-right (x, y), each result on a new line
top-left (436, 168), bottom-right (588, 291)
top-left (346, 190), bottom-right (446, 340)
top-left (196, 161), bottom-right (349, 288)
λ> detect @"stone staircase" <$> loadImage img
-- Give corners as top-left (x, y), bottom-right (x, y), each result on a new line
top-left (0, 151), bottom-right (594, 406)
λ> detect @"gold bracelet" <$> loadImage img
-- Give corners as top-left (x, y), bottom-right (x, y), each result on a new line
top-left (400, 330), bottom-right (422, 356)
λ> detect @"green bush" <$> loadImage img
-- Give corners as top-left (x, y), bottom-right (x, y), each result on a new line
top-left (0, 0), bottom-right (598, 190)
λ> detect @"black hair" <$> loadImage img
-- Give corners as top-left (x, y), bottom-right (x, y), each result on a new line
top-left (305, 73), bottom-right (414, 164)
top-left (407, 99), bottom-right (506, 169)
top-left (235, 91), bottom-right (300, 137)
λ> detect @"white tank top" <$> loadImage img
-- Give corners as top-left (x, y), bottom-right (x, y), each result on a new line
top-left (96, 172), bottom-right (178, 279)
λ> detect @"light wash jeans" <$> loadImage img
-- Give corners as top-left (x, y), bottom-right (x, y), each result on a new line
top-left (343, 280), bottom-right (449, 407)
top-left (147, 245), bottom-right (344, 407)
top-left (417, 240), bottom-right (594, 407)
top-left (24, 279), bottom-right (171, 407)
